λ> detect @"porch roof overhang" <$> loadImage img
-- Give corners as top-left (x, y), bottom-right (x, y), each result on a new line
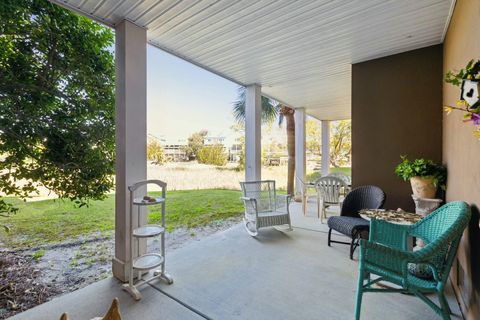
top-left (50, 0), bottom-right (455, 120)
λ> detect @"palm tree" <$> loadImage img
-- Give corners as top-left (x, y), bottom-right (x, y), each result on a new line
top-left (233, 87), bottom-right (296, 195)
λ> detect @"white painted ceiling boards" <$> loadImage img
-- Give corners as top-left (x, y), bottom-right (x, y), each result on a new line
top-left (51, 0), bottom-right (455, 120)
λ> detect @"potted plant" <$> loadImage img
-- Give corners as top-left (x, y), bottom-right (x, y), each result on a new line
top-left (395, 156), bottom-right (447, 199)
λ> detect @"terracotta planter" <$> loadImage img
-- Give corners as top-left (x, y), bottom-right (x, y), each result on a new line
top-left (410, 176), bottom-right (437, 199)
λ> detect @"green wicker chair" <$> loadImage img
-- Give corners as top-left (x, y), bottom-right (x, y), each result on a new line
top-left (355, 201), bottom-right (471, 320)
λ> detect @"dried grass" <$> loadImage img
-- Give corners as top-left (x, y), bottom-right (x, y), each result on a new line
top-left (147, 161), bottom-right (289, 191)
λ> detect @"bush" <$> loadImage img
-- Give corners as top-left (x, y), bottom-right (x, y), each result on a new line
top-left (197, 144), bottom-right (227, 166)
top-left (147, 140), bottom-right (166, 165)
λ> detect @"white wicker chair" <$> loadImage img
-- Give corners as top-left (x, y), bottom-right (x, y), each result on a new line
top-left (240, 180), bottom-right (292, 236)
top-left (315, 176), bottom-right (348, 223)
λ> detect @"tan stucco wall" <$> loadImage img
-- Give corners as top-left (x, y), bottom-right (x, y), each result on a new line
top-left (443, 1), bottom-right (480, 318)
top-left (352, 45), bottom-right (443, 212)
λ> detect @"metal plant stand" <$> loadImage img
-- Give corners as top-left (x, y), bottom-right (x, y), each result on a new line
top-left (122, 180), bottom-right (173, 300)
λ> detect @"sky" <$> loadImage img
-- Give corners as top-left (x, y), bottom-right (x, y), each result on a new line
top-left (147, 45), bottom-right (239, 146)
top-left (146, 45), bottom-right (287, 147)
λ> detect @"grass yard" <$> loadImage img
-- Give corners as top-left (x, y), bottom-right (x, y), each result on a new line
top-left (306, 167), bottom-right (351, 181)
top-left (0, 189), bottom-right (243, 249)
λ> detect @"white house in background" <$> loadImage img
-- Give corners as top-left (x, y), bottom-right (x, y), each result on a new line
top-left (203, 136), bottom-right (226, 146)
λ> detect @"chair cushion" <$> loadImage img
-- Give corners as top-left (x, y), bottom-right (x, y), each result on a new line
top-left (327, 216), bottom-right (370, 238)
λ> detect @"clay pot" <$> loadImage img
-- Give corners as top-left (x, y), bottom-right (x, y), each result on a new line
top-left (410, 176), bottom-right (437, 199)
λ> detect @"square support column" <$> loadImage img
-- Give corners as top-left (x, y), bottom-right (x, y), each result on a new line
top-left (245, 84), bottom-right (262, 181)
top-left (113, 20), bottom-right (147, 282)
top-left (321, 120), bottom-right (330, 177)
top-left (295, 108), bottom-right (306, 195)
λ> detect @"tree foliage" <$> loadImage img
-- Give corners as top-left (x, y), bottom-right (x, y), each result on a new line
top-left (329, 120), bottom-right (351, 168)
top-left (305, 118), bottom-right (351, 167)
top-left (0, 0), bottom-right (115, 215)
top-left (147, 139), bottom-right (166, 165)
top-left (197, 144), bottom-right (227, 166)
top-left (233, 87), bottom-right (283, 125)
top-left (306, 119), bottom-right (321, 156)
top-left (183, 130), bottom-right (208, 160)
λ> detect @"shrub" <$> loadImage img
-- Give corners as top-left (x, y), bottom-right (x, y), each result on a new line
top-left (197, 144), bottom-right (227, 166)
top-left (147, 140), bottom-right (166, 165)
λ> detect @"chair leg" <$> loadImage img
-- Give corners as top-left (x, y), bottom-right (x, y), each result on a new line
top-left (243, 218), bottom-right (258, 237)
top-left (317, 196), bottom-right (321, 220)
top-left (319, 200), bottom-right (325, 223)
top-left (438, 291), bottom-right (452, 319)
top-left (355, 266), bottom-right (365, 320)
top-left (350, 237), bottom-right (357, 260)
top-left (328, 228), bottom-right (332, 246)
top-left (302, 195), bottom-right (307, 216)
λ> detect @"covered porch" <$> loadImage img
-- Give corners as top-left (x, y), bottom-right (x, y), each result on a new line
top-left (11, 0), bottom-right (478, 319)
top-left (11, 202), bottom-right (462, 320)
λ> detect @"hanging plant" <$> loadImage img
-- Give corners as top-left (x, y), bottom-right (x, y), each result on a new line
top-left (445, 59), bottom-right (480, 139)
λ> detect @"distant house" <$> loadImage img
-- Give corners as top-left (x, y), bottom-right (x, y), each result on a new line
top-left (228, 143), bottom-right (242, 162)
top-left (163, 144), bottom-right (187, 162)
top-left (204, 136), bottom-right (225, 146)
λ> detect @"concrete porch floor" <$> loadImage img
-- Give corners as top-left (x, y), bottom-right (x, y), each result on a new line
top-left (12, 202), bottom-right (463, 320)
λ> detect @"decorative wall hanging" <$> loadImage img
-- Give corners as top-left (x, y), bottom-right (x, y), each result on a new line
top-left (445, 59), bottom-right (480, 138)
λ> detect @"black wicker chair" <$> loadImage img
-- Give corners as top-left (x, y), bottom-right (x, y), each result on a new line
top-left (327, 185), bottom-right (386, 259)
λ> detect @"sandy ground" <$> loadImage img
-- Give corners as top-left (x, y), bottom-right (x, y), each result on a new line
top-left (1, 216), bottom-right (243, 319)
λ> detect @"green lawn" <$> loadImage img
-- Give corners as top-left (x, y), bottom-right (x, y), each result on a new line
top-left (0, 189), bottom-right (243, 249)
top-left (306, 167), bottom-right (351, 181)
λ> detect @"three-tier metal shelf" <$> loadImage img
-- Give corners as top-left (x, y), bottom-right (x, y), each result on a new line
top-left (122, 180), bottom-right (173, 300)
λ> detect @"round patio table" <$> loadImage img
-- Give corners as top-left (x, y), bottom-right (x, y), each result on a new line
top-left (359, 209), bottom-right (422, 225)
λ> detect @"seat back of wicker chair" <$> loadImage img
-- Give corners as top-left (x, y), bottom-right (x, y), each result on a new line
top-left (340, 185), bottom-right (386, 218)
top-left (240, 180), bottom-right (276, 213)
top-left (410, 201), bottom-right (470, 280)
top-left (315, 176), bottom-right (348, 204)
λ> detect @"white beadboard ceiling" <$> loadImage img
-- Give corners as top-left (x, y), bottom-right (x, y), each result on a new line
top-left (50, 0), bottom-right (455, 120)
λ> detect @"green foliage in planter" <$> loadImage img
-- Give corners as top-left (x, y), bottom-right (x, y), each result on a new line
top-left (394, 156), bottom-right (447, 189)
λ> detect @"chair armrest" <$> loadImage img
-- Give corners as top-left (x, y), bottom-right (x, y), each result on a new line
top-left (360, 238), bottom-right (438, 283)
top-left (240, 197), bottom-right (258, 217)
top-left (359, 239), bottom-right (416, 278)
top-left (276, 194), bottom-right (291, 213)
top-left (369, 219), bottom-right (412, 251)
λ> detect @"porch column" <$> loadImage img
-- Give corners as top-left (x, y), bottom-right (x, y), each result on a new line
top-left (245, 84), bottom-right (262, 181)
top-left (321, 120), bottom-right (330, 176)
top-left (295, 108), bottom-right (306, 195)
top-left (113, 20), bottom-right (147, 282)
